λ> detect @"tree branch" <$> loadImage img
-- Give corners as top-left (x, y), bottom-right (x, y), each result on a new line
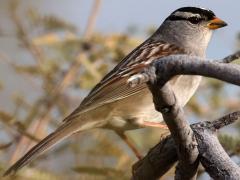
top-left (131, 51), bottom-right (240, 179)
top-left (129, 52), bottom-right (240, 89)
top-left (84, 0), bottom-right (102, 39)
top-left (132, 135), bottom-right (177, 180)
top-left (133, 112), bottom-right (240, 179)
top-left (219, 50), bottom-right (240, 63)
top-left (192, 113), bottom-right (240, 179)
top-left (147, 83), bottom-right (199, 180)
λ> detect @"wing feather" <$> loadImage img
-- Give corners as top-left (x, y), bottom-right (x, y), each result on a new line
top-left (63, 40), bottom-right (185, 121)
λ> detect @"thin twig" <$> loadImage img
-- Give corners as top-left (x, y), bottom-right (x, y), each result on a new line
top-left (8, 0), bottom-right (48, 163)
top-left (8, 0), bottom-right (103, 164)
top-left (219, 50), bottom-right (240, 63)
top-left (0, 52), bottom-right (39, 90)
top-left (0, 142), bottom-right (12, 150)
top-left (84, 0), bottom-right (102, 39)
top-left (0, 113), bottom-right (40, 143)
top-left (10, 0), bottom-right (45, 66)
top-left (212, 111), bottom-right (240, 130)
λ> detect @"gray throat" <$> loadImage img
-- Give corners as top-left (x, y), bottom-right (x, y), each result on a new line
top-left (149, 20), bottom-right (213, 106)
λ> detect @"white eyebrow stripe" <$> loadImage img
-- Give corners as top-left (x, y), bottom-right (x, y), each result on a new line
top-left (173, 11), bottom-right (201, 19)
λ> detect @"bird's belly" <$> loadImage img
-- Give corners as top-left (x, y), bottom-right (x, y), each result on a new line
top-left (106, 75), bottom-right (202, 130)
top-left (171, 75), bottom-right (202, 107)
top-left (106, 88), bottom-right (160, 130)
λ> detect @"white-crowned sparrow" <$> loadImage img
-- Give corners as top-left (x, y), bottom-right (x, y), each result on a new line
top-left (4, 7), bottom-right (227, 175)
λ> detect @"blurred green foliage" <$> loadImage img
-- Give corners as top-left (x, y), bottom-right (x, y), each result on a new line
top-left (0, 0), bottom-right (240, 179)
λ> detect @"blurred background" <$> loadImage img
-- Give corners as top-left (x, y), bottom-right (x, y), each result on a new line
top-left (0, 0), bottom-right (240, 179)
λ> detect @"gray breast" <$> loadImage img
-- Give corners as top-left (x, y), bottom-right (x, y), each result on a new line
top-left (171, 75), bottom-right (202, 106)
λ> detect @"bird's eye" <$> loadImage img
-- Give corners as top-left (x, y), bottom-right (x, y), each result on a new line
top-left (188, 17), bottom-right (201, 24)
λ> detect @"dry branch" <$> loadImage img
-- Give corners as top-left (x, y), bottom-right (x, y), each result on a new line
top-left (133, 112), bottom-right (240, 179)
top-left (84, 0), bottom-right (102, 39)
top-left (8, 0), bottom-right (103, 164)
top-left (131, 51), bottom-right (240, 179)
top-left (147, 83), bottom-right (199, 180)
top-left (193, 113), bottom-right (240, 179)
top-left (132, 135), bottom-right (177, 179)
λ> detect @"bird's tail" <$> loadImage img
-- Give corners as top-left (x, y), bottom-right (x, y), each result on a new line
top-left (3, 117), bottom-right (101, 176)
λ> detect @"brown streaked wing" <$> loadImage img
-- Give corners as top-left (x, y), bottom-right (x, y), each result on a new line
top-left (63, 41), bottom-right (185, 122)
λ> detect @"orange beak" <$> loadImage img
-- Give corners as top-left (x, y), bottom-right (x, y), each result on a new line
top-left (207, 17), bottom-right (227, 30)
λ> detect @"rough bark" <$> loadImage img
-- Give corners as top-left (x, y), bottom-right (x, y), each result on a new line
top-left (131, 51), bottom-right (240, 180)
top-left (148, 83), bottom-right (199, 180)
top-left (194, 123), bottom-right (240, 179)
top-left (132, 135), bottom-right (177, 180)
top-left (132, 112), bottom-right (240, 180)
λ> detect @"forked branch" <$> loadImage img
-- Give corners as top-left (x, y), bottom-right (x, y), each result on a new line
top-left (131, 51), bottom-right (240, 180)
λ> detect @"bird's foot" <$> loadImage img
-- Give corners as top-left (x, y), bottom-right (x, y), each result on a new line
top-left (142, 121), bottom-right (168, 129)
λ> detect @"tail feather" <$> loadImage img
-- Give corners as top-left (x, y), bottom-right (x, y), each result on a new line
top-left (3, 119), bottom-right (86, 176)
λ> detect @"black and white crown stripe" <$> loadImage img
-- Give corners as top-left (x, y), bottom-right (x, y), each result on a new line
top-left (167, 7), bottom-right (215, 22)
